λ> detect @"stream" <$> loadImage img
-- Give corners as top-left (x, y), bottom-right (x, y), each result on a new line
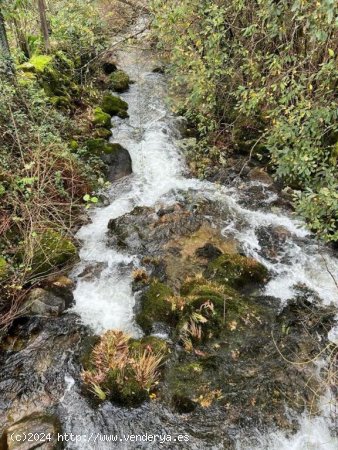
top-left (1, 18), bottom-right (338, 450)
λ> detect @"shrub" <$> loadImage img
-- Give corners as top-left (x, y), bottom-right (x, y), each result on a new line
top-left (152, 0), bottom-right (338, 241)
top-left (82, 330), bottom-right (164, 405)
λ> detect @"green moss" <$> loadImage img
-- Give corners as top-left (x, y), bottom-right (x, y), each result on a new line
top-left (93, 107), bottom-right (111, 129)
top-left (69, 139), bottom-right (79, 151)
top-left (29, 229), bottom-right (78, 275)
top-left (49, 96), bottom-right (71, 108)
top-left (85, 138), bottom-right (107, 155)
top-left (136, 281), bottom-right (175, 333)
top-left (0, 256), bottom-right (8, 281)
top-left (93, 128), bottom-right (112, 139)
top-left (29, 55), bottom-right (53, 72)
top-left (129, 336), bottom-right (168, 356)
top-left (110, 70), bottom-right (130, 93)
top-left (166, 361), bottom-right (205, 412)
top-left (206, 253), bottom-right (268, 288)
top-left (18, 55), bottom-right (53, 73)
top-left (101, 94), bottom-right (128, 118)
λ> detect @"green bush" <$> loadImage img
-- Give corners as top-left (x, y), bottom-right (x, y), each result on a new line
top-left (152, 0), bottom-right (338, 241)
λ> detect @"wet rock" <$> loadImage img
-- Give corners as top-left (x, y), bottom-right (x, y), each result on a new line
top-left (195, 243), bottom-right (222, 261)
top-left (256, 225), bottom-right (292, 261)
top-left (25, 288), bottom-right (65, 316)
top-left (4, 414), bottom-right (60, 450)
top-left (101, 143), bottom-right (132, 182)
top-left (248, 167), bottom-right (273, 185)
top-left (78, 262), bottom-right (107, 280)
top-left (136, 280), bottom-right (175, 333)
top-left (45, 275), bottom-right (75, 309)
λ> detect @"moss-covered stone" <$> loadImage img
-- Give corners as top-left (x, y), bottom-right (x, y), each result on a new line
top-left (101, 94), bottom-right (128, 118)
top-left (17, 54), bottom-right (75, 103)
top-left (205, 253), bottom-right (268, 288)
top-left (92, 107), bottom-right (111, 129)
top-left (85, 140), bottom-right (124, 156)
top-left (110, 70), bottom-right (130, 93)
top-left (93, 128), bottom-right (112, 139)
top-left (136, 280), bottom-right (175, 333)
top-left (0, 256), bottom-right (9, 281)
top-left (166, 361), bottom-right (206, 413)
top-left (29, 229), bottom-right (78, 275)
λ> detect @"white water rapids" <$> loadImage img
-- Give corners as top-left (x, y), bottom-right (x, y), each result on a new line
top-left (69, 32), bottom-right (338, 449)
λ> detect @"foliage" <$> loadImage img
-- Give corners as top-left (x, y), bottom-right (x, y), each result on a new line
top-left (0, 0), bottom-right (124, 330)
top-left (152, 0), bottom-right (338, 241)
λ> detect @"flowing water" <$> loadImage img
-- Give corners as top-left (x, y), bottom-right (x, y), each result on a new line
top-left (65, 23), bottom-right (338, 449)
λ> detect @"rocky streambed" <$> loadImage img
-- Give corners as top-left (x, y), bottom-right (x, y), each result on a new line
top-left (0, 18), bottom-right (338, 450)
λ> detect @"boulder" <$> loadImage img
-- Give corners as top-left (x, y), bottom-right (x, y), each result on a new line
top-left (25, 288), bottom-right (65, 316)
top-left (110, 70), bottom-right (130, 93)
top-left (47, 275), bottom-right (75, 309)
top-left (101, 94), bottom-right (128, 118)
top-left (101, 143), bottom-right (132, 182)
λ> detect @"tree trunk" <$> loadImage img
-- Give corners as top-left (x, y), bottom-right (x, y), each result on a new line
top-left (13, 18), bottom-right (30, 59)
top-left (37, 0), bottom-right (50, 53)
top-left (0, 8), bottom-right (11, 57)
top-left (0, 7), bottom-right (15, 76)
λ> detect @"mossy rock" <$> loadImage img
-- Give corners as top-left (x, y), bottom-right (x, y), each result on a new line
top-left (0, 256), bottom-right (9, 281)
top-left (93, 128), bottom-right (112, 139)
top-left (136, 281), bottom-right (175, 333)
top-left (107, 374), bottom-right (148, 406)
top-left (85, 139), bottom-right (115, 156)
top-left (28, 229), bottom-right (78, 276)
top-left (110, 70), bottom-right (130, 93)
top-left (101, 94), bottom-right (128, 118)
top-left (166, 361), bottom-right (206, 413)
top-left (92, 107), bottom-right (111, 129)
top-left (205, 253), bottom-right (268, 288)
top-left (178, 277), bottom-right (262, 338)
top-left (18, 54), bottom-right (74, 101)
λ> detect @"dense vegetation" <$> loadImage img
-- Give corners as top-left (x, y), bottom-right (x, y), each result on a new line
top-left (0, 0), bottom-right (141, 330)
top-left (152, 0), bottom-right (338, 242)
